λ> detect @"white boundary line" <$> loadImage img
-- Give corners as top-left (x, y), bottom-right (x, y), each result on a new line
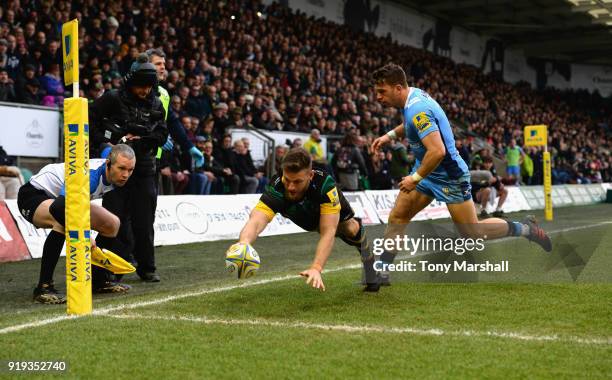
top-left (104, 313), bottom-right (612, 346)
top-left (1, 221), bottom-right (610, 336)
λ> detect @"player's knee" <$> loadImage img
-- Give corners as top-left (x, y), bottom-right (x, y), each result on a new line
top-left (98, 214), bottom-right (120, 237)
top-left (50, 222), bottom-right (65, 234)
top-left (456, 224), bottom-right (481, 239)
top-left (388, 209), bottom-right (410, 225)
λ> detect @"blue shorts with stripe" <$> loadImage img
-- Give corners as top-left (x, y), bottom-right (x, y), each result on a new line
top-left (415, 173), bottom-right (472, 204)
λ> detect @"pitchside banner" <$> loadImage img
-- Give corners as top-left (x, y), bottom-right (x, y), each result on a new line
top-left (153, 195), bottom-right (303, 245)
top-left (0, 200), bottom-right (30, 263)
top-left (5, 184), bottom-right (608, 259)
top-left (343, 192), bottom-right (380, 225)
top-left (364, 190), bottom-right (450, 223)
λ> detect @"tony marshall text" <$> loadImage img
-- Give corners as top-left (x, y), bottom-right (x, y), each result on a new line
top-left (375, 260), bottom-right (509, 273)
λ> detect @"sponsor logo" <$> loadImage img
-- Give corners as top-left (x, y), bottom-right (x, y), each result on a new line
top-left (593, 76), bottom-right (612, 84)
top-left (68, 230), bottom-right (79, 243)
top-left (327, 188), bottom-right (340, 207)
top-left (64, 35), bottom-right (71, 55)
top-left (25, 120), bottom-right (44, 148)
top-left (68, 124), bottom-right (79, 136)
top-left (175, 202), bottom-right (208, 234)
top-left (412, 112), bottom-right (432, 133)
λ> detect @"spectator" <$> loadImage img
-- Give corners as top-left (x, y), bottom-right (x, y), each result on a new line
top-left (303, 129), bottom-right (324, 162)
top-left (212, 103), bottom-right (231, 141)
top-left (0, 0), bottom-right (609, 185)
top-left (456, 138), bottom-right (471, 166)
top-left (389, 138), bottom-right (412, 185)
top-left (0, 147), bottom-right (21, 200)
top-left (331, 133), bottom-right (368, 191)
top-left (214, 134), bottom-right (240, 194)
top-left (264, 144), bottom-right (288, 177)
top-left (283, 111), bottom-right (299, 132)
top-left (158, 145), bottom-right (190, 195)
top-left (368, 150), bottom-right (393, 190)
top-left (505, 139), bottom-right (525, 185)
top-left (201, 140), bottom-right (227, 194)
top-left (184, 83), bottom-right (209, 120)
top-left (189, 136), bottom-right (214, 195)
top-left (0, 68), bottom-right (15, 101)
top-left (38, 63), bottom-right (63, 106)
top-left (19, 76), bottom-right (42, 105)
top-left (233, 139), bottom-right (261, 194)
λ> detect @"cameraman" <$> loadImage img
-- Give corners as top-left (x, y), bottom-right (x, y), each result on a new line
top-left (90, 54), bottom-right (168, 283)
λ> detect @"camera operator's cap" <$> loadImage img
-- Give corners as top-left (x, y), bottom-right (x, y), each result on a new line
top-left (127, 60), bottom-right (158, 87)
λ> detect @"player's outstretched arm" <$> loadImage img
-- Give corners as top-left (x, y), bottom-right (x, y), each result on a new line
top-left (300, 212), bottom-right (340, 291)
top-left (372, 123), bottom-right (405, 152)
top-left (239, 209), bottom-right (272, 245)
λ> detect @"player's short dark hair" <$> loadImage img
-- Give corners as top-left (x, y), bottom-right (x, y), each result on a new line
top-left (281, 148), bottom-right (312, 173)
top-left (372, 63), bottom-right (408, 87)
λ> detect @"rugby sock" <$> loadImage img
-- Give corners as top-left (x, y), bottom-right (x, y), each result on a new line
top-left (506, 221), bottom-right (529, 237)
top-left (379, 250), bottom-right (396, 264)
top-left (39, 230), bottom-right (65, 286)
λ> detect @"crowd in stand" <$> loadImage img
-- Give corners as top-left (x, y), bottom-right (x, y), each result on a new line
top-left (0, 0), bottom-right (610, 198)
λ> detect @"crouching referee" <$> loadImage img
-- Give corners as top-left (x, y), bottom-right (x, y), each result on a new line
top-left (17, 144), bottom-right (136, 304)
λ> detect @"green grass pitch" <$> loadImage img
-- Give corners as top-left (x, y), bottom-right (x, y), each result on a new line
top-left (0, 204), bottom-right (611, 379)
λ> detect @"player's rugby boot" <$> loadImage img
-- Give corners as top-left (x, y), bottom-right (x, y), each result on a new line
top-left (33, 282), bottom-right (66, 304)
top-left (522, 215), bottom-right (553, 252)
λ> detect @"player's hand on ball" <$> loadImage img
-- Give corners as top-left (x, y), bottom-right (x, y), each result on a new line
top-left (372, 135), bottom-right (391, 153)
top-left (399, 175), bottom-right (417, 193)
top-left (299, 268), bottom-right (325, 291)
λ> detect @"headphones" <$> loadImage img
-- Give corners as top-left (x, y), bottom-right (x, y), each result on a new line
top-left (123, 60), bottom-right (158, 88)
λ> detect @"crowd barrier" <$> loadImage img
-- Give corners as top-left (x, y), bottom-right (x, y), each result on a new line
top-left (1, 183), bottom-right (610, 262)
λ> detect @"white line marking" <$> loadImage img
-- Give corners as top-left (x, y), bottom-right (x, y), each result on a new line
top-left (1, 221), bottom-right (610, 335)
top-left (104, 313), bottom-right (612, 346)
top-left (0, 315), bottom-right (78, 334)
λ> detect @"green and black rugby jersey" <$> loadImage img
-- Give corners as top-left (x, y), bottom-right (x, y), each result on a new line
top-left (255, 170), bottom-right (354, 231)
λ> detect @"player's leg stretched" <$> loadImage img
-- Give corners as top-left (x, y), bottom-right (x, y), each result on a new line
top-left (373, 190), bottom-right (434, 291)
top-left (446, 200), bottom-right (552, 251)
top-left (336, 217), bottom-right (376, 289)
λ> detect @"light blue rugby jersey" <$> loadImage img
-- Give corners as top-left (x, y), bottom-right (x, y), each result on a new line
top-left (402, 87), bottom-right (469, 181)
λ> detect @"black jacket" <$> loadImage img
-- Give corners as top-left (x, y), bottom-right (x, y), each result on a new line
top-left (201, 154), bottom-right (225, 177)
top-left (90, 88), bottom-right (168, 176)
top-left (214, 146), bottom-right (238, 174)
top-left (235, 151), bottom-right (257, 178)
